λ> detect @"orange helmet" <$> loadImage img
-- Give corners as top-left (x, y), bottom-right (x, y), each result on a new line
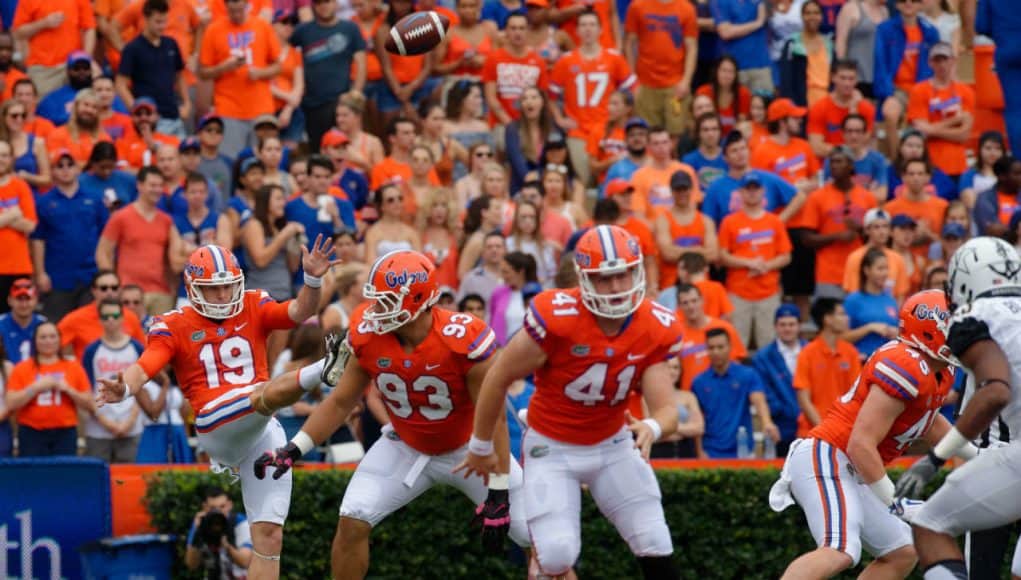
top-left (363, 249), bottom-right (439, 333)
top-left (899, 289), bottom-right (954, 364)
top-left (573, 224), bottom-right (645, 318)
top-left (184, 245), bottom-right (245, 319)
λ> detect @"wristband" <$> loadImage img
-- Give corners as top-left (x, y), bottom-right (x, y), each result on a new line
top-left (868, 476), bottom-right (896, 506)
top-left (488, 473), bottom-right (510, 491)
top-left (932, 427), bottom-right (969, 463)
top-left (292, 431), bottom-right (315, 456)
top-left (303, 272), bottom-right (323, 288)
top-left (956, 443), bottom-right (979, 461)
top-left (642, 418), bottom-right (663, 441)
top-left (468, 435), bottom-right (494, 456)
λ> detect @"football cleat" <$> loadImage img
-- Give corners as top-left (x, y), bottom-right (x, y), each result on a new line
top-left (321, 331), bottom-right (351, 387)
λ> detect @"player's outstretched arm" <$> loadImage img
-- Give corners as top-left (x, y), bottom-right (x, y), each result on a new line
top-left (463, 353), bottom-right (511, 482)
top-left (95, 364), bottom-right (151, 408)
top-left (847, 385), bottom-right (905, 505)
top-left (631, 361), bottom-right (679, 460)
top-left (288, 234), bottom-right (341, 323)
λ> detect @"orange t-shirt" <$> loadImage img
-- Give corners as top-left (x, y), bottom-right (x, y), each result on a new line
top-left (352, 13), bottom-right (384, 82)
top-left (199, 15), bottom-right (281, 120)
top-left (793, 336), bottom-right (861, 437)
top-left (619, 214), bottom-right (659, 260)
top-left (800, 183), bottom-right (877, 285)
top-left (718, 210), bottom-right (792, 300)
top-left (750, 137), bottom-right (820, 185)
top-left (631, 161), bottom-right (701, 219)
top-left (116, 128), bottom-right (181, 168)
top-left (695, 279), bottom-right (734, 319)
top-left (25, 116), bottom-right (55, 140)
top-left (6, 359), bottom-right (91, 430)
top-left (587, 126), bottom-right (626, 183)
top-left (884, 194), bottom-right (948, 258)
top-left (906, 80), bottom-right (975, 175)
top-left (388, 51), bottom-right (428, 85)
top-left (96, 0), bottom-right (129, 70)
top-left (13, 0), bottom-right (96, 67)
top-left (272, 46), bottom-right (302, 111)
top-left (100, 204), bottom-right (174, 294)
top-left (370, 157), bottom-right (441, 191)
top-left (46, 127), bottom-right (113, 165)
top-left (550, 48), bottom-right (635, 139)
top-left (117, 0), bottom-right (201, 83)
top-left (842, 245), bottom-right (911, 300)
top-left (894, 24), bottom-right (922, 93)
top-left (996, 191), bottom-right (1020, 226)
top-left (101, 112), bottom-right (134, 142)
top-left (624, 0), bottom-right (698, 88)
top-left (481, 48), bottom-right (548, 125)
top-left (208, 0), bottom-right (270, 21)
top-left (696, 84), bottom-right (752, 136)
top-left (558, 0), bottom-right (616, 49)
top-left (657, 209), bottom-right (709, 290)
top-left (0, 177), bottom-right (36, 275)
top-left (807, 94), bottom-right (876, 147)
top-left (2, 68), bottom-right (27, 101)
top-left (677, 317), bottom-right (747, 391)
top-left (58, 304), bottom-right (146, 362)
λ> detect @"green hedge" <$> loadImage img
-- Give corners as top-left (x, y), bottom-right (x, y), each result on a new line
top-left (146, 467), bottom-right (963, 579)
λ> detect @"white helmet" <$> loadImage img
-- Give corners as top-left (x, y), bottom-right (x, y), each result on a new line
top-left (945, 236), bottom-right (1021, 310)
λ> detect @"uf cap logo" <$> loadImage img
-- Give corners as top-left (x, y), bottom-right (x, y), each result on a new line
top-left (913, 303), bottom-right (948, 322)
top-left (384, 269), bottom-right (428, 289)
top-left (185, 263), bottom-right (205, 278)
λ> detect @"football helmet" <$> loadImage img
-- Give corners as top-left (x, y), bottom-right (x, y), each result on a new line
top-left (184, 245), bottom-right (245, 319)
top-left (363, 249), bottom-right (439, 334)
top-left (945, 236), bottom-right (1021, 311)
top-left (899, 289), bottom-right (954, 364)
top-left (573, 224), bottom-right (645, 318)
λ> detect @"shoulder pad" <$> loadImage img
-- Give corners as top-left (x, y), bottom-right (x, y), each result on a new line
top-left (946, 315), bottom-right (992, 359)
top-left (524, 289), bottom-right (583, 343)
top-left (868, 343), bottom-right (928, 401)
top-left (435, 309), bottom-right (498, 361)
top-left (347, 303), bottom-right (374, 349)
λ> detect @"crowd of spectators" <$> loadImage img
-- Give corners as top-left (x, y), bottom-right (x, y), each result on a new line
top-left (0, 0), bottom-right (1011, 462)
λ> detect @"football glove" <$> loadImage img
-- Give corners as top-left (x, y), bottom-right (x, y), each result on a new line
top-left (253, 442), bottom-right (302, 480)
top-left (471, 489), bottom-right (510, 553)
top-left (894, 451), bottom-right (943, 499)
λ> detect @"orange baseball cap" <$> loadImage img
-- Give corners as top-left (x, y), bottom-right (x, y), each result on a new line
top-left (605, 179), bottom-right (635, 197)
top-left (526, 0), bottom-right (549, 7)
top-left (50, 148), bottom-right (74, 165)
top-left (10, 278), bottom-right (36, 299)
top-left (766, 98), bottom-right (807, 122)
top-left (321, 129), bottom-right (350, 149)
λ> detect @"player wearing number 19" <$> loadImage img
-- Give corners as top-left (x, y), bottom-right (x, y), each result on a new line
top-left (254, 249), bottom-right (529, 580)
top-left (768, 290), bottom-right (976, 580)
top-left (459, 224), bottom-right (683, 579)
top-left (94, 238), bottom-right (341, 580)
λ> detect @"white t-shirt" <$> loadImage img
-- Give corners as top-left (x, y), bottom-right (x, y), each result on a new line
top-left (82, 338), bottom-right (144, 439)
top-left (140, 381), bottom-right (185, 427)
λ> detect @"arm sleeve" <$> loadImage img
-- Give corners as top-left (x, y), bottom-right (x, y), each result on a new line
top-left (100, 210), bottom-right (122, 243)
top-left (872, 25), bottom-right (893, 101)
top-left (257, 293), bottom-right (297, 330)
top-left (522, 301), bottom-right (549, 346)
top-left (504, 123), bottom-right (530, 184)
top-left (335, 198), bottom-right (356, 230)
top-left (136, 333), bottom-right (176, 379)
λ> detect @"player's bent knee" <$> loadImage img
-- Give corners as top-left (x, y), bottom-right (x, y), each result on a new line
top-left (534, 534), bottom-right (581, 576)
top-left (876, 545), bottom-right (917, 572)
top-left (336, 516), bottom-right (372, 547)
top-left (251, 522), bottom-right (283, 553)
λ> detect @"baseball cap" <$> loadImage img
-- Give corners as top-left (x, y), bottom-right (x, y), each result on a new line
top-left (438, 286), bottom-right (457, 300)
top-left (830, 145), bottom-right (855, 163)
top-left (625, 117), bottom-right (649, 132)
top-left (775, 303), bottom-right (800, 322)
top-left (525, 0), bottom-right (549, 7)
top-left (670, 170), bottom-right (693, 190)
top-left (863, 208), bottom-right (890, 228)
top-left (929, 42), bottom-right (954, 60)
top-left (198, 112), bottom-right (224, 130)
top-left (240, 157), bottom-right (264, 175)
top-left (891, 214), bottom-right (917, 228)
top-left (739, 173), bottom-right (763, 189)
top-left (766, 98), bottom-right (807, 122)
top-left (10, 278), bottom-right (36, 299)
top-left (179, 137), bottom-right (200, 153)
top-left (321, 129), bottom-right (350, 149)
top-left (942, 222), bottom-right (967, 239)
top-left (66, 51), bottom-right (92, 67)
top-left (131, 97), bottom-right (157, 113)
top-left (545, 131), bottom-right (567, 148)
top-left (253, 114), bottom-right (279, 129)
top-left (50, 148), bottom-right (73, 165)
top-left (605, 179), bottom-right (635, 197)
top-left (272, 9), bottom-right (297, 24)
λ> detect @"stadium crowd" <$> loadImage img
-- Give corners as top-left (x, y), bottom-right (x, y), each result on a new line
top-left (0, 0), bottom-right (1012, 466)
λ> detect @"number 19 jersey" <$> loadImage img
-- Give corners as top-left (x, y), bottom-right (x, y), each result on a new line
top-left (349, 303), bottom-right (498, 455)
top-left (522, 288), bottom-right (685, 445)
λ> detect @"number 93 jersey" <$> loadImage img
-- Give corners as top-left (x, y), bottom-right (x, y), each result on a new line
top-left (348, 303), bottom-right (498, 455)
top-left (137, 290), bottom-right (297, 411)
top-left (523, 287), bottom-right (684, 445)
top-left (809, 340), bottom-right (955, 464)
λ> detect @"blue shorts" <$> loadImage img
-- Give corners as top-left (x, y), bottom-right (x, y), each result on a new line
top-left (368, 77), bottom-right (443, 113)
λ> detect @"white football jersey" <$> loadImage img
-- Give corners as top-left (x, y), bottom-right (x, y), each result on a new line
top-left (947, 297), bottom-right (1021, 436)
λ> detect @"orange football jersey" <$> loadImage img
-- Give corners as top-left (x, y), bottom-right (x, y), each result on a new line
top-left (549, 48), bottom-right (635, 139)
top-left (522, 287), bottom-right (684, 445)
top-left (137, 290), bottom-right (296, 411)
top-left (810, 340), bottom-right (954, 464)
top-left (349, 303), bottom-right (497, 456)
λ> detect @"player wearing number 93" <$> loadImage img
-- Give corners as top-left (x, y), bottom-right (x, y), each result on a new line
top-left (254, 248), bottom-right (530, 580)
top-left (768, 289), bottom-right (977, 580)
top-left (93, 238), bottom-right (343, 579)
top-left (459, 224), bottom-right (684, 579)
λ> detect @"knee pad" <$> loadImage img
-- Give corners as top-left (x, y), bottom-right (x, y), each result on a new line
top-left (534, 533), bottom-right (580, 577)
top-left (626, 521), bottom-right (674, 558)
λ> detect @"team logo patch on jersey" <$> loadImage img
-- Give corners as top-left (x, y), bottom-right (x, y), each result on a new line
top-left (605, 348), bottom-right (614, 357)
top-left (217, 327), bottom-right (226, 337)
top-left (572, 345), bottom-right (590, 356)
top-left (404, 360), bottom-right (412, 368)
top-left (384, 269), bottom-right (429, 289)
top-left (386, 430), bottom-right (401, 441)
top-left (530, 445), bottom-right (550, 458)
top-left (191, 330), bottom-right (205, 342)
top-left (378, 358), bottom-right (391, 368)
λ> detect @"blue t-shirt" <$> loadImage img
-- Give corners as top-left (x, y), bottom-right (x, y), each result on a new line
top-left (843, 290), bottom-right (898, 357)
top-left (157, 179), bottom-right (221, 216)
top-left (505, 379), bottom-right (535, 461)
top-left (30, 186), bottom-right (110, 291)
top-left (481, 0), bottom-right (526, 28)
top-left (37, 87), bottom-right (128, 126)
top-left (692, 362), bottom-right (763, 458)
top-left (600, 157), bottom-right (641, 196)
top-left (824, 150), bottom-right (889, 190)
top-left (682, 149), bottom-right (729, 191)
top-left (887, 165), bottom-right (959, 201)
top-left (702, 169), bottom-right (797, 225)
top-left (290, 20), bottom-right (366, 108)
top-left (712, 0), bottom-right (771, 70)
top-left (80, 170), bottom-right (139, 208)
top-left (0, 313), bottom-right (46, 364)
top-left (335, 167), bottom-right (369, 210)
top-left (284, 195), bottom-right (356, 286)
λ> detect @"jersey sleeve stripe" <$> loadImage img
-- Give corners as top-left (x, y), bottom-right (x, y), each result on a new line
top-left (524, 316), bottom-right (545, 344)
top-left (467, 326), bottom-right (492, 350)
top-left (259, 297), bottom-right (273, 306)
top-left (878, 358), bottom-right (920, 386)
top-left (525, 304), bottom-right (548, 334)
top-left (468, 329), bottom-right (496, 360)
top-left (620, 74), bottom-right (637, 90)
top-left (149, 330), bottom-right (172, 338)
top-left (874, 361), bottom-right (919, 398)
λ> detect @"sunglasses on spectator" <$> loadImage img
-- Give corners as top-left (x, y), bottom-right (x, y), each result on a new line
top-left (100, 312), bottom-right (122, 320)
top-left (121, 299), bottom-right (142, 306)
top-left (545, 163), bottom-right (568, 174)
top-left (95, 284), bottom-right (120, 291)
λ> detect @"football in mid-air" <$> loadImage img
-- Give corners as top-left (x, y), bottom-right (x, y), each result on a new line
top-left (385, 11), bottom-right (450, 56)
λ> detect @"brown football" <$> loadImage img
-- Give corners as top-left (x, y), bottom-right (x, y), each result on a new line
top-left (384, 11), bottom-right (450, 56)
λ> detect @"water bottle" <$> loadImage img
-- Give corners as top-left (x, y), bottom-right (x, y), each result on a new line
top-left (736, 426), bottom-right (751, 459)
top-left (316, 195), bottom-right (332, 223)
top-left (763, 436), bottom-right (777, 460)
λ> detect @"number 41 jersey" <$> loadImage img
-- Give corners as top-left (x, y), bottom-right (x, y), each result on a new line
top-left (522, 287), bottom-right (685, 445)
top-left (349, 303), bottom-right (498, 455)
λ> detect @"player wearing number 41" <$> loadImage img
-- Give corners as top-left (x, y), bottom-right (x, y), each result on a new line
top-left (254, 249), bottom-right (530, 579)
top-left (460, 224), bottom-right (683, 579)
top-left (95, 238), bottom-right (342, 580)
top-left (768, 289), bottom-right (974, 580)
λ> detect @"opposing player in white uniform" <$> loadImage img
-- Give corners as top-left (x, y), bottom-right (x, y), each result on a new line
top-left (894, 237), bottom-right (1021, 580)
top-left (459, 225), bottom-right (683, 579)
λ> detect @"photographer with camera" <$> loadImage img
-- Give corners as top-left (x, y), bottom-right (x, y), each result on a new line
top-left (185, 487), bottom-right (253, 579)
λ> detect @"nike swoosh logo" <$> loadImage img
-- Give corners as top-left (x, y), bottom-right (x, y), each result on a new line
top-left (234, 322), bottom-right (248, 331)
top-left (626, 354), bottom-right (644, 361)
top-left (425, 363), bottom-right (440, 370)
